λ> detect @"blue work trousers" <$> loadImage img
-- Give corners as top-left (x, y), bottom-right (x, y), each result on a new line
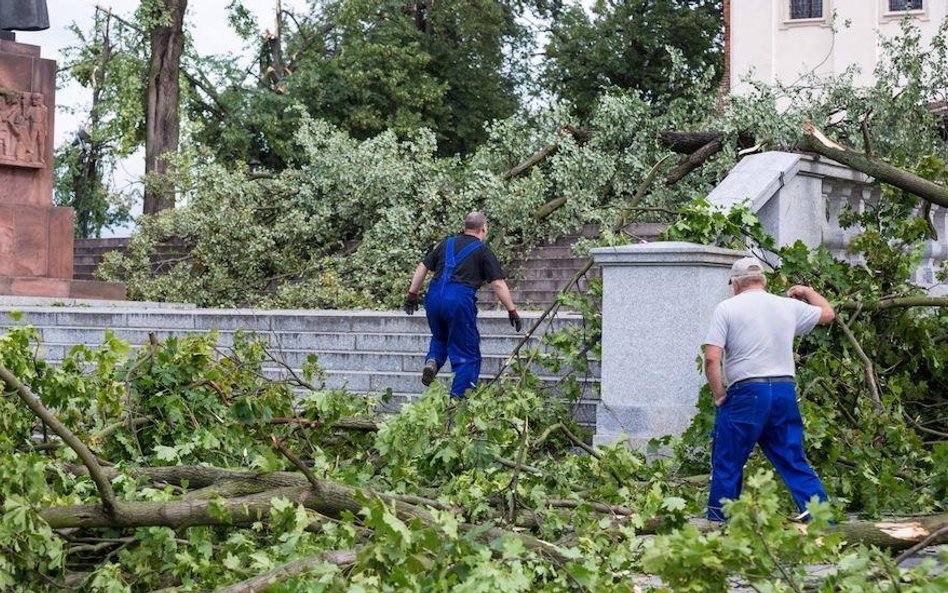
top-left (424, 282), bottom-right (481, 397)
top-left (708, 380), bottom-right (827, 521)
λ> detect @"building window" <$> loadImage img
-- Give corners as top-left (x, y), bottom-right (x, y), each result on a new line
top-left (790, 0), bottom-right (823, 19)
top-left (889, 0), bottom-right (923, 10)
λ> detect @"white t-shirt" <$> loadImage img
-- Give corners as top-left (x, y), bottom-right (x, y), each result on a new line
top-left (703, 289), bottom-right (822, 385)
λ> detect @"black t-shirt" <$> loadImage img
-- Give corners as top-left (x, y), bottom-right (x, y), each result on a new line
top-left (423, 233), bottom-right (506, 289)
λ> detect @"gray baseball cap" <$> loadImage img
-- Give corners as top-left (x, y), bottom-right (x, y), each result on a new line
top-left (730, 257), bottom-right (766, 279)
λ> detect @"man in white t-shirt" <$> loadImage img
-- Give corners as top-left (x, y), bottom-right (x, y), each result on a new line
top-left (703, 257), bottom-right (836, 522)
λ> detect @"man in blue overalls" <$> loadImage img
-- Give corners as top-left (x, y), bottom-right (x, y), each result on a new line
top-left (703, 257), bottom-right (836, 522)
top-left (403, 212), bottom-right (522, 397)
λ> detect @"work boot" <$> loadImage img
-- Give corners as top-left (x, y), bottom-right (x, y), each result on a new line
top-left (421, 359), bottom-right (440, 386)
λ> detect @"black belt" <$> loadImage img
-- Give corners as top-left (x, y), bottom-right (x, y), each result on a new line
top-left (729, 375), bottom-right (795, 389)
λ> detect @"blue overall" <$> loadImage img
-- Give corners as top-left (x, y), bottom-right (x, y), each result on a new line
top-left (707, 380), bottom-right (828, 522)
top-left (424, 237), bottom-right (483, 397)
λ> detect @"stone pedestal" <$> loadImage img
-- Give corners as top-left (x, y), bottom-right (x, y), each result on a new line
top-left (589, 242), bottom-right (746, 448)
top-left (0, 37), bottom-right (124, 299)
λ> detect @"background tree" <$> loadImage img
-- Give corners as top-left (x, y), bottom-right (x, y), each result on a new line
top-left (186, 0), bottom-right (541, 168)
top-left (143, 0), bottom-right (187, 214)
top-left (544, 0), bottom-right (723, 117)
top-left (53, 8), bottom-right (141, 237)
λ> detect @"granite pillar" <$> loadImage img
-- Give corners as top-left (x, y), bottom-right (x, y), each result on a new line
top-left (589, 242), bottom-right (746, 448)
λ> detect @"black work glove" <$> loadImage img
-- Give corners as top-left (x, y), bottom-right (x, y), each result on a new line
top-left (404, 292), bottom-right (420, 315)
top-left (508, 309), bottom-right (522, 332)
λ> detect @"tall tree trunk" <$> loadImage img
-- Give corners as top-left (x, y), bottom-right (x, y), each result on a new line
top-left (143, 0), bottom-right (187, 215)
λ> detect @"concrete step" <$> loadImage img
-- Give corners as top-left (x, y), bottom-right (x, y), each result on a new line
top-left (1, 308), bottom-right (579, 333)
top-left (1, 305), bottom-right (600, 425)
top-left (480, 289), bottom-right (592, 307)
top-left (520, 257), bottom-right (593, 269)
top-left (516, 267), bottom-right (602, 281)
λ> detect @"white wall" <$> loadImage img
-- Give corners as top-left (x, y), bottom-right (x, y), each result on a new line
top-left (730, 0), bottom-right (948, 93)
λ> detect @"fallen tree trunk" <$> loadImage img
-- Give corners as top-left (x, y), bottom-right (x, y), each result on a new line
top-left (828, 515), bottom-right (948, 551)
top-left (40, 478), bottom-right (567, 562)
top-left (802, 123), bottom-right (948, 209)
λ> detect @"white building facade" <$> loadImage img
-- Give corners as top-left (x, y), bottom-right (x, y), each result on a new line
top-left (726, 0), bottom-right (948, 93)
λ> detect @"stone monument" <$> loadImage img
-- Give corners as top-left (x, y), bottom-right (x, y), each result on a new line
top-left (0, 3), bottom-right (124, 299)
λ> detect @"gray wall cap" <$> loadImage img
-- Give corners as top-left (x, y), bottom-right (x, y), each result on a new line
top-left (706, 151), bottom-right (802, 211)
top-left (590, 242), bottom-right (748, 267)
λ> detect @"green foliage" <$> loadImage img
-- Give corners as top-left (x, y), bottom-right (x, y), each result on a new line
top-left (1, 303), bottom-right (946, 590)
top-left (101, 65), bottom-right (733, 307)
top-left (544, 0), bottom-right (723, 117)
top-left (643, 471), bottom-right (840, 592)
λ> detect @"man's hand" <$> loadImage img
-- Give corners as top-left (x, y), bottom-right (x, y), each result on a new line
top-left (404, 292), bottom-right (420, 315)
top-left (508, 309), bottom-right (522, 332)
top-left (787, 285), bottom-right (813, 301)
top-left (713, 389), bottom-right (727, 407)
top-left (788, 285), bottom-right (836, 324)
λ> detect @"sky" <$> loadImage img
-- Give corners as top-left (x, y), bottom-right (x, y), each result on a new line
top-left (12, 0), bottom-right (310, 234)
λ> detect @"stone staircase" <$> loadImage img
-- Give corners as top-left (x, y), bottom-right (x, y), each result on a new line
top-left (0, 307), bottom-right (600, 425)
top-left (73, 238), bottom-right (189, 281)
top-left (478, 223), bottom-right (665, 309)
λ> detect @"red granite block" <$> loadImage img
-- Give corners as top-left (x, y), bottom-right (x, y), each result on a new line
top-left (10, 205), bottom-right (47, 275)
top-left (0, 40), bottom-right (40, 57)
top-left (6, 276), bottom-right (69, 297)
top-left (47, 207), bottom-right (73, 279)
top-left (0, 206), bottom-right (13, 274)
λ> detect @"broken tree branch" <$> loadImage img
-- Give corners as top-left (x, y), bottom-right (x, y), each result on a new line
top-left (214, 548), bottom-right (359, 593)
top-left (271, 436), bottom-right (322, 493)
top-left (665, 139), bottom-right (724, 186)
top-left (501, 127), bottom-right (595, 181)
top-left (838, 297), bottom-right (948, 311)
top-left (0, 365), bottom-right (117, 514)
top-left (268, 417), bottom-right (378, 432)
top-left (802, 123), bottom-right (948, 208)
top-left (835, 316), bottom-right (882, 409)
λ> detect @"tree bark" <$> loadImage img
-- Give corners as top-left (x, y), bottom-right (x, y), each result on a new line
top-left (802, 123), bottom-right (948, 209)
top-left (143, 0), bottom-right (187, 214)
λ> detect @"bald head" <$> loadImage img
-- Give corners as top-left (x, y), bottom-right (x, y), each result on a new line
top-left (464, 212), bottom-right (487, 233)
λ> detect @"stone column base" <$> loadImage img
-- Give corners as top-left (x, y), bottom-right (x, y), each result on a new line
top-left (0, 275), bottom-right (125, 300)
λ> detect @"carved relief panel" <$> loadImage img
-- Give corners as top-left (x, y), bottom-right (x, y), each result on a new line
top-left (0, 89), bottom-right (47, 169)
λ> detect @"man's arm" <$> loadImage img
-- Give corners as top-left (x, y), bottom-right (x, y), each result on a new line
top-left (408, 263), bottom-right (428, 295)
top-left (704, 345), bottom-right (727, 407)
top-left (491, 279), bottom-right (523, 331)
top-left (788, 285), bottom-right (835, 324)
top-left (490, 279), bottom-right (516, 311)
top-left (403, 263), bottom-right (429, 315)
